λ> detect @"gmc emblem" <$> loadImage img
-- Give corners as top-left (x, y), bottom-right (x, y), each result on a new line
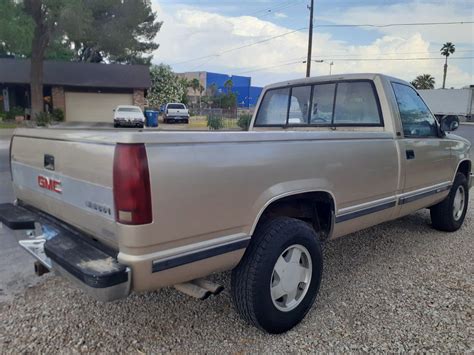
top-left (38, 175), bottom-right (62, 194)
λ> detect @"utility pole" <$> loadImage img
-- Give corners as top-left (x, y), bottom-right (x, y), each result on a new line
top-left (306, 0), bottom-right (314, 78)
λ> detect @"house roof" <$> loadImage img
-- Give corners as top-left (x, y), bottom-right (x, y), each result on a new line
top-left (0, 58), bottom-right (151, 89)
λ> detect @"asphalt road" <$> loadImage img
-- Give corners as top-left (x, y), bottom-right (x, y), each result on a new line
top-left (0, 125), bottom-right (473, 301)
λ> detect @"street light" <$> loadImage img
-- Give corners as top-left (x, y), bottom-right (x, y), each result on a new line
top-left (303, 60), bottom-right (334, 75)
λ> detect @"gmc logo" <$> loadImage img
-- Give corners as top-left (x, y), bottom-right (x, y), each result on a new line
top-left (38, 175), bottom-right (62, 194)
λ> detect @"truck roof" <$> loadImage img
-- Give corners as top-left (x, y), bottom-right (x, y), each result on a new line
top-left (264, 73), bottom-right (410, 90)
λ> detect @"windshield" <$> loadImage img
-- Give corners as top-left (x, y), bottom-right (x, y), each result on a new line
top-left (118, 107), bottom-right (141, 113)
top-left (168, 104), bottom-right (185, 109)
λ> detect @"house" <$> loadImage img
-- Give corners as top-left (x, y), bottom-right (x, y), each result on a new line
top-left (0, 58), bottom-right (150, 123)
top-left (178, 71), bottom-right (263, 108)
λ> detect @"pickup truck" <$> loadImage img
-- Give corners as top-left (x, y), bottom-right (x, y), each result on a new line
top-left (1, 74), bottom-right (472, 334)
top-left (163, 103), bottom-right (190, 123)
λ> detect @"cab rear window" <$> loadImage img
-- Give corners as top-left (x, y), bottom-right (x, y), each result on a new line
top-left (255, 80), bottom-right (383, 127)
top-left (167, 104), bottom-right (186, 109)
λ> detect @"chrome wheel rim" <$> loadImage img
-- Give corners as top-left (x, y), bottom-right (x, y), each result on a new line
top-left (270, 244), bottom-right (312, 312)
top-left (453, 185), bottom-right (466, 221)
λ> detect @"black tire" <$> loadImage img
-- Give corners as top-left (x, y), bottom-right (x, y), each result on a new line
top-left (185, 119), bottom-right (189, 124)
top-left (231, 217), bottom-right (323, 334)
top-left (431, 173), bottom-right (469, 232)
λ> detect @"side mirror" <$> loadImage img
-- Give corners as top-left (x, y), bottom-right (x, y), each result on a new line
top-left (440, 115), bottom-right (460, 132)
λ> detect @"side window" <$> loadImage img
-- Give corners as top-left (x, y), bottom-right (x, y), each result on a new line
top-left (333, 82), bottom-right (382, 125)
top-left (392, 83), bottom-right (438, 137)
top-left (255, 88), bottom-right (290, 126)
top-left (288, 86), bottom-right (311, 125)
top-left (310, 83), bottom-right (335, 124)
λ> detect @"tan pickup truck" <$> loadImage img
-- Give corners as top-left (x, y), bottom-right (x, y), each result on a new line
top-left (1, 74), bottom-right (472, 334)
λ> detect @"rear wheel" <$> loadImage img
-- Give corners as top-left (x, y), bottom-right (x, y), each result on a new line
top-left (231, 217), bottom-right (323, 334)
top-left (431, 173), bottom-right (469, 232)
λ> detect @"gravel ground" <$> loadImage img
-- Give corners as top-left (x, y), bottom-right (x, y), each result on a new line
top-left (1, 196), bottom-right (473, 353)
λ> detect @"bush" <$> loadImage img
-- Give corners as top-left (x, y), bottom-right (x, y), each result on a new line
top-left (237, 114), bottom-right (252, 130)
top-left (207, 115), bottom-right (224, 130)
top-left (51, 108), bottom-right (65, 122)
top-left (0, 112), bottom-right (6, 121)
top-left (6, 106), bottom-right (24, 120)
top-left (35, 112), bottom-right (51, 126)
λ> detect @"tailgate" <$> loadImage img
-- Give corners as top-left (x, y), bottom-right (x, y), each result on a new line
top-left (10, 134), bottom-right (117, 247)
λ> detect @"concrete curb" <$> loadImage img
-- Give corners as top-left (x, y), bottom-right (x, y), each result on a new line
top-left (460, 122), bottom-right (474, 126)
top-left (0, 129), bottom-right (14, 137)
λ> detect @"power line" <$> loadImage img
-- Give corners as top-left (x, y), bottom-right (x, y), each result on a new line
top-left (235, 56), bottom-right (474, 74)
top-left (171, 27), bottom-right (307, 65)
top-left (171, 21), bottom-right (473, 66)
top-left (314, 21), bottom-right (474, 28)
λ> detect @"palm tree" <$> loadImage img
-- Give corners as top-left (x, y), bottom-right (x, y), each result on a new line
top-left (224, 79), bottom-right (234, 94)
top-left (440, 42), bottom-right (455, 89)
top-left (411, 74), bottom-right (435, 90)
top-left (190, 78), bottom-right (201, 110)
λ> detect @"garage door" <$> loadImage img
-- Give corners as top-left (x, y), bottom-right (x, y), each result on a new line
top-left (65, 92), bottom-right (133, 123)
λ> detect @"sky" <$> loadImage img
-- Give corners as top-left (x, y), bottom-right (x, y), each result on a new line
top-left (151, 0), bottom-right (474, 89)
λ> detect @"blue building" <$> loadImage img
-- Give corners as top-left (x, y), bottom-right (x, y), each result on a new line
top-left (180, 71), bottom-right (263, 108)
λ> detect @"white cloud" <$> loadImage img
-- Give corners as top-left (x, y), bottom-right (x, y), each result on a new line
top-left (152, 1), bottom-right (473, 88)
top-left (273, 12), bottom-right (288, 19)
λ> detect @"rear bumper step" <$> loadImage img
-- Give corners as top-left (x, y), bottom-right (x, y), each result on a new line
top-left (0, 203), bottom-right (130, 302)
top-left (0, 203), bottom-right (36, 230)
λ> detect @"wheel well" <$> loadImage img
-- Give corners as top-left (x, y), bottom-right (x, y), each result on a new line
top-left (457, 160), bottom-right (471, 179)
top-left (257, 192), bottom-right (335, 241)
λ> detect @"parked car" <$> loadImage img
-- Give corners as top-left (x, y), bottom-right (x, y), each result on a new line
top-left (163, 103), bottom-right (190, 123)
top-left (1, 74), bottom-right (472, 334)
top-left (113, 105), bottom-right (145, 128)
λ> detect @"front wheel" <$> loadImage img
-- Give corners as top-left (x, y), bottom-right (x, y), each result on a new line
top-left (231, 217), bottom-right (323, 334)
top-left (431, 173), bottom-right (469, 232)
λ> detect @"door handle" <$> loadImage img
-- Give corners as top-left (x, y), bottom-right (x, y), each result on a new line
top-left (406, 150), bottom-right (415, 160)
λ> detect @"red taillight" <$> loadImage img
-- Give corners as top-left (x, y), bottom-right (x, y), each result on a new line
top-left (113, 143), bottom-right (152, 225)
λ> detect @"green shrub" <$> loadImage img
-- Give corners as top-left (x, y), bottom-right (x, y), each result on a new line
top-left (51, 108), bottom-right (65, 122)
top-left (237, 114), bottom-right (252, 130)
top-left (6, 106), bottom-right (24, 120)
top-left (0, 112), bottom-right (6, 121)
top-left (207, 115), bottom-right (224, 130)
top-left (35, 112), bottom-right (51, 126)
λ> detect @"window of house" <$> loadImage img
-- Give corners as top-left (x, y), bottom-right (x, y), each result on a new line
top-left (391, 82), bottom-right (438, 137)
top-left (333, 82), bottom-right (382, 125)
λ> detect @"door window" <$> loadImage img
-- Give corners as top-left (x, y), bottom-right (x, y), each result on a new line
top-left (392, 83), bottom-right (438, 137)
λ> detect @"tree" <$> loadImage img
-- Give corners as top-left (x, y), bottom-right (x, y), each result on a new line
top-left (441, 42), bottom-right (455, 89)
top-left (147, 64), bottom-right (187, 108)
top-left (411, 74), bottom-right (435, 90)
top-left (1, 0), bottom-right (161, 117)
top-left (224, 79), bottom-right (234, 94)
top-left (190, 78), bottom-right (205, 112)
top-left (0, 1), bottom-right (33, 58)
top-left (73, 0), bottom-right (162, 65)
